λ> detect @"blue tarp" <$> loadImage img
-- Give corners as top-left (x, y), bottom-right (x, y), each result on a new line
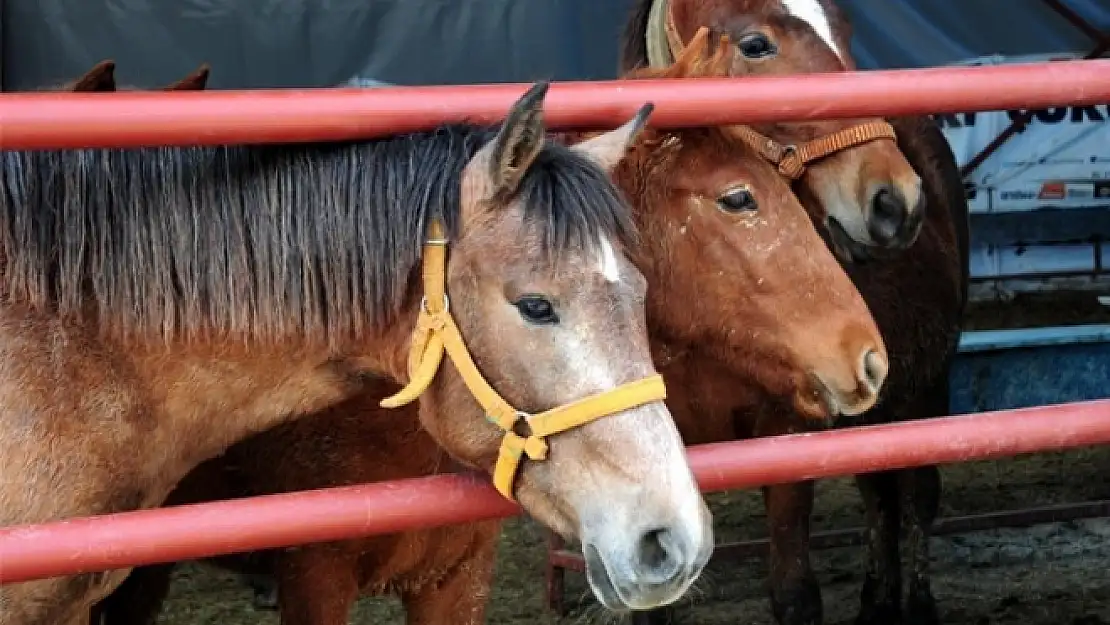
top-left (842, 0), bottom-right (1109, 69)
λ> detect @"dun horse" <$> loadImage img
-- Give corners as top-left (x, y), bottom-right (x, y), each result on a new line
top-left (624, 4), bottom-right (970, 624)
top-left (94, 41), bottom-right (892, 625)
top-left (0, 82), bottom-right (716, 624)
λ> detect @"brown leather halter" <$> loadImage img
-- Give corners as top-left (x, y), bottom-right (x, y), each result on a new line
top-left (649, 0), bottom-right (898, 180)
top-left (726, 121), bottom-right (898, 179)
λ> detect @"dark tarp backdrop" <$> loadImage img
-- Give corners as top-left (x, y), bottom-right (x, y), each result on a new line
top-left (1, 0), bottom-right (632, 89)
top-left (1, 0), bottom-right (1107, 90)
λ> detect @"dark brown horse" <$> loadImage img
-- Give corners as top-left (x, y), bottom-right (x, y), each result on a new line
top-left (50, 60), bottom-right (210, 92)
top-left (0, 81), bottom-right (717, 624)
top-left (623, 4), bottom-right (970, 624)
top-left (92, 43), bottom-right (891, 624)
top-left (626, 0), bottom-right (931, 259)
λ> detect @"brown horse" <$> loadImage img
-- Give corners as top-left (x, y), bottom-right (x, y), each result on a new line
top-left (91, 41), bottom-right (892, 624)
top-left (623, 4), bottom-right (970, 625)
top-left (0, 81), bottom-right (718, 624)
top-left (51, 59), bottom-right (210, 92)
top-left (625, 0), bottom-right (929, 258)
top-left (90, 377), bottom-right (503, 625)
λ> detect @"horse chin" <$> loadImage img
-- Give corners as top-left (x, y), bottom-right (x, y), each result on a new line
top-left (826, 216), bottom-right (876, 264)
top-left (792, 387), bottom-right (837, 425)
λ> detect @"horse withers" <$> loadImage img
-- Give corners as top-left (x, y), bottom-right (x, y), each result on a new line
top-left (0, 80), bottom-right (711, 624)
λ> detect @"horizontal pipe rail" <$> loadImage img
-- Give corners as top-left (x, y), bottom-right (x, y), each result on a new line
top-left (1, 399), bottom-right (1109, 584)
top-left (0, 60), bottom-right (1108, 150)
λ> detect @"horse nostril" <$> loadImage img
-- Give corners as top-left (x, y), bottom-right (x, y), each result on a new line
top-left (860, 348), bottom-right (888, 395)
top-left (636, 526), bottom-right (684, 584)
top-left (867, 184), bottom-right (907, 245)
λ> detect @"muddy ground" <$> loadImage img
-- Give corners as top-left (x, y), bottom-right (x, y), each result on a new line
top-left (151, 293), bottom-right (1110, 624)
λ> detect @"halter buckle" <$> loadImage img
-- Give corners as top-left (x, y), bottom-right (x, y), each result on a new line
top-left (776, 144), bottom-right (806, 179)
top-left (420, 294), bottom-right (451, 314)
top-left (512, 410), bottom-right (533, 433)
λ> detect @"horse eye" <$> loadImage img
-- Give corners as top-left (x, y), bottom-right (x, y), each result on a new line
top-left (717, 188), bottom-right (758, 214)
top-left (738, 32), bottom-right (777, 59)
top-left (514, 295), bottom-right (559, 324)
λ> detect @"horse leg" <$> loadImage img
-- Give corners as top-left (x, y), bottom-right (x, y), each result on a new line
top-left (89, 563), bottom-right (176, 625)
top-left (853, 470), bottom-right (903, 625)
top-left (400, 540), bottom-right (497, 625)
top-left (899, 464), bottom-right (940, 625)
top-left (764, 481), bottom-right (822, 625)
top-left (241, 573), bottom-right (279, 610)
top-left (274, 549), bottom-right (360, 625)
top-left (898, 380), bottom-right (947, 625)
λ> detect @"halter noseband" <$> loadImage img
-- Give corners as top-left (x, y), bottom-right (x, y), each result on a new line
top-left (726, 122), bottom-right (899, 180)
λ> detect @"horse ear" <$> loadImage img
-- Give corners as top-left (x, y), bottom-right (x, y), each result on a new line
top-left (571, 103), bottom-right (654, 173)
top-left (165, 63), bottom-right (210, 91)
top-left (670, 27), bottom-right (712, 77)
top-left (628, 26), bottom-right (711, 80)
top-left (710, 34), bottom-right (737, 73)
top-left (700, 34), bottom-right (734, 77)
top-left (473, 81), bottom-right (550, 200)
top-left (72, 60), bottom-right (116, 92)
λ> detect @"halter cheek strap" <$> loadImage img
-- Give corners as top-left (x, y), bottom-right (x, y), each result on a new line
top-left (379, 220), bottom-right (668, 501)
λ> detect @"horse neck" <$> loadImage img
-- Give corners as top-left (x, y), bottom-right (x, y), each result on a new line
top-left (114, 307), bottom-right (420, 478)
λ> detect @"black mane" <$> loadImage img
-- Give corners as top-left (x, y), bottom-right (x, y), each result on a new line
top-left (619, 0), bottom-right (656, 72)
top-left (0, 124), bottom-right (634, 345)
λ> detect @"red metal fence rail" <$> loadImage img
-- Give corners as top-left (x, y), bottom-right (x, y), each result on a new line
top-left (1, 59), bottom-right (1109, 150)
top-left (0, 61), bottom-right (1108, 591)
top-left (956, 0), bottom-right (1110, 179)
top-left (1, 399), bottom-right (1109, 584)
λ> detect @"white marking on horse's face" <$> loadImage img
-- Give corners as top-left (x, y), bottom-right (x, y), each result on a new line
top-left (781, 0), bottom-right (843, 63)
top-left (597, 236), bottom-right (621, 283)
top-left (543, 309), bottom-right (711, 610)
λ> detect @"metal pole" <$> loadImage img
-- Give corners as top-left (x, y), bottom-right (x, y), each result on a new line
top-left (0, 60), bottom-right (1108, 150)
top-left (1, 399), bottom-right (1109, 584)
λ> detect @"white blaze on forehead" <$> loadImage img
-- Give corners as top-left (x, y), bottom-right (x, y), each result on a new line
top-left (781, 0), bottom-right (843, 63)
top-left (597, 236), bottom-right (621, 283)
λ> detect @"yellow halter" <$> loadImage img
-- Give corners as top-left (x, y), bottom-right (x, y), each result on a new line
top-left (380, 220), bottom-right (668, 500)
